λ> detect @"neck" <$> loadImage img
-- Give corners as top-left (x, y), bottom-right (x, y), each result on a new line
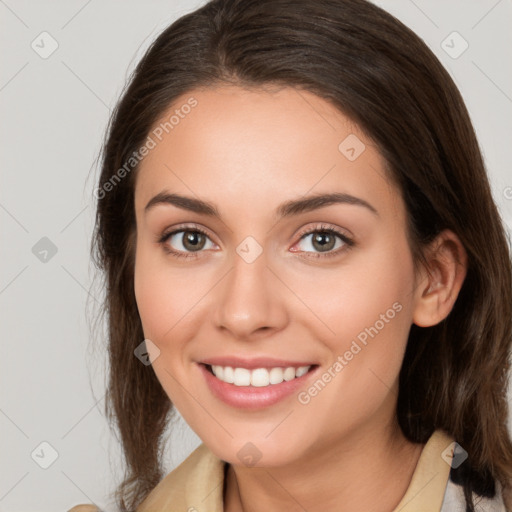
top-left (223, 419), bottom-right (424, 512)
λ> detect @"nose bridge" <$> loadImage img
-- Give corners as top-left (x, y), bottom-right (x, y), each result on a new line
top-left (213, 243), bottom-right (287, 338)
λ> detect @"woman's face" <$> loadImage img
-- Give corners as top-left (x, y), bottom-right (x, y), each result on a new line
top-left (133, 85), bottom-right (423, 467)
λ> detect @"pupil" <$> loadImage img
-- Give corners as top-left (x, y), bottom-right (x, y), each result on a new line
top-left (313, 232), bottom-right (334, 252)
top-left (183, 231), bottom-right (205, 251)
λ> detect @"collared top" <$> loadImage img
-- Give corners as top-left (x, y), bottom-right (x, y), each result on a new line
top-left (68, 429), bottom-right (507, 512)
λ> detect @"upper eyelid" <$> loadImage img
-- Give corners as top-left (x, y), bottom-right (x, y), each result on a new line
top-left (160, 223), bottom-right (215, 242)
top-left (161, 222), bottom-right (350, 237)
top-left (296, 222), bottom-right (352, 240)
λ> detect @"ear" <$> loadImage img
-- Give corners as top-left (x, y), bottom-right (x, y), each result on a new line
top-left (412, 229), bottom-right (468, 328)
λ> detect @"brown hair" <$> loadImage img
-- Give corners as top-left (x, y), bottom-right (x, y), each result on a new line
top-left (90, 0), bottom-right (512, 510)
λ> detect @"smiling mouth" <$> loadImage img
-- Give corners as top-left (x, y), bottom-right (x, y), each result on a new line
top-left (203, 363), bottom-right (318, 387)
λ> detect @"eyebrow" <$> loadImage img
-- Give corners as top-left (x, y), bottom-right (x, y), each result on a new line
top-left (144, 191), bottom-right (378, 219)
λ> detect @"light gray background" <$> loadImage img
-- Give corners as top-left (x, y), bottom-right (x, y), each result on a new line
top-left (1, 1), bottom-right (511, 511)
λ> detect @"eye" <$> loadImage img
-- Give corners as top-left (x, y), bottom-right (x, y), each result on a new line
top-left (157, 224), bottom-right (216, 259)
top-left (156, 222), bottom-right (354, 260)
top-left (292, 223), bottom-right (354, 258)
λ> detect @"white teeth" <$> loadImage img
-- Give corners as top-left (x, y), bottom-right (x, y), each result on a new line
top-left (295, 366), bottom-right (309, 377)
top-left (223, 366), bottom-right (234, 383)
top-left (214, 365), bottom-right (224, 380)
top-left (233, 368), bottom-right (251, 386)
top-left (251, 368), bottom-right (270, 387)
top-left (269, 367), bottom-right (284, 384)
top-left (283, 367), bottom-right (296, 381)
top-left (210, 365), bottom-right (312, 387)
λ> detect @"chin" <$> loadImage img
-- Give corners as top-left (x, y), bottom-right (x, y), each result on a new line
top-left (202, 433), bottom-right (308, 468)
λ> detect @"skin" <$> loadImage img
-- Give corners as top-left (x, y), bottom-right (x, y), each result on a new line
top-left (133, 85), bottom-right (467, 512)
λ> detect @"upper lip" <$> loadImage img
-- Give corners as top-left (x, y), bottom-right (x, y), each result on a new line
top-left (200, 356), bottom-right (317, 369)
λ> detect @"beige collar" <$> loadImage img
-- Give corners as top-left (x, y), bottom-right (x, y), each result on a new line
top-left (136, 429), bottom-right (454, 512)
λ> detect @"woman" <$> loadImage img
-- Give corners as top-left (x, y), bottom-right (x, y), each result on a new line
top-left (70, 0), bottom-right (512, 510)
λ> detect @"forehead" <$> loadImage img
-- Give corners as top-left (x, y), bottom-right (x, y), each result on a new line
top-left (134, 85), bottom-right (401, 221)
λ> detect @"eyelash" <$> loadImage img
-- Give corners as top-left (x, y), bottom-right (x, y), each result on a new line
top-left (156, 222), bottom-right (355, 260)
top-left (156, 224), bottom-right (213, 260)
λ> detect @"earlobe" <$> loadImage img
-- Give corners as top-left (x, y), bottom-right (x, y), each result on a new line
top-left (412, 230), bottom-right (468, 328)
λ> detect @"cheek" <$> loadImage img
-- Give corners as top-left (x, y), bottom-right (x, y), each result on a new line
top-left (297, 235), bottom-right (415, 400)
top-left (133, 247), bottom-right (192, 406)
top-left (338, 246), bottom-right (413, 371)
top-left (134, 242), bottom-right (181, 342)
top-left (134, 232), bottom-right (198, 331)
top-left (293, 236), bottom-right (414, 346)
top-left (133, 242), bottom-right (212, 376)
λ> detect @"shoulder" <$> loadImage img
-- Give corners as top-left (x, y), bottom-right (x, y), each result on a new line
top-left (441, 477), bottom-right (508, 512)
top-left (440, 450), bottom-right (509, 512)
top-left (67, 444), bottom-right (224, 512)
top-left (137, 442), bottom-right (225, 511)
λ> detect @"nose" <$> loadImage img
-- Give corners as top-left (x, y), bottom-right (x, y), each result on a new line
top-left (213, 247), bottom-right (289, 340)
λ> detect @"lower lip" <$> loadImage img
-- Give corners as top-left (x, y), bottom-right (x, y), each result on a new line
top-left (198, 363), bottom-right (318, 409)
